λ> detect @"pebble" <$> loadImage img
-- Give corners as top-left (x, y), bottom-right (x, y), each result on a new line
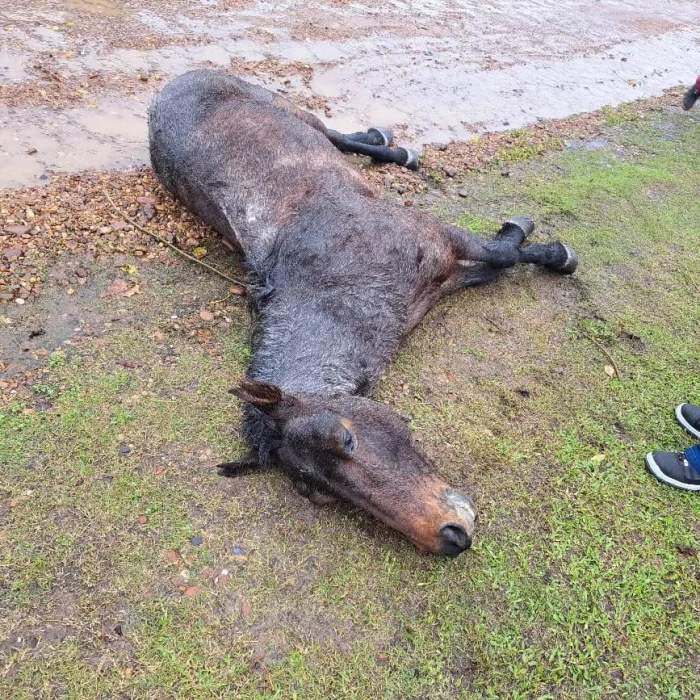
top-left (231, 545), bottom-right (248, 562)
top-left (4, 247), bottom-right (24, 260)
top-left (190, 535), bottom-right (204, 546)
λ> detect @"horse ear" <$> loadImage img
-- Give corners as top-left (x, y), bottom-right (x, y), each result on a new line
top-left (229, 379), bottom-right (299, 419)
top-left (230, 379), bottom-right (282, 409)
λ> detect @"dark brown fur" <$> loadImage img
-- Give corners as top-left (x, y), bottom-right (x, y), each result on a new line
top-left (149, 70), bottom-right (577, 555)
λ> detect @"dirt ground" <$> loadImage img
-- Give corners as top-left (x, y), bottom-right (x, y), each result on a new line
top-left (2, 2), bottom-right (700, 698)
top-left (1, 0), bottom-right (699, 186)
top-left (2, 101), bottom-right (700, 698)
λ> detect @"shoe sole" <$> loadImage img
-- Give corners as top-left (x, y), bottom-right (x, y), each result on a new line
top-left (675, 404), bottom-right (700, 440)
top-left (645, 452), bottom-right (700, 491)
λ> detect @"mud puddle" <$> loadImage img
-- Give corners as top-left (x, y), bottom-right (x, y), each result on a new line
top-left (0, 98), bottom-right (146, 189)
top-left (1, 0), bottom-right (699, 188)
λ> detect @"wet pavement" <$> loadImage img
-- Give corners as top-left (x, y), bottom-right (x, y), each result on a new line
top-left (1, 0), bottom-right (699, 188)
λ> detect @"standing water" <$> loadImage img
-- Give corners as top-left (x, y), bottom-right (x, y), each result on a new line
top-left (1, 0), bottom-right (699, 187)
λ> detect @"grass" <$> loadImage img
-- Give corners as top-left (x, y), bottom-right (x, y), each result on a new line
top-left (1, 108), bottom-right (699, 698)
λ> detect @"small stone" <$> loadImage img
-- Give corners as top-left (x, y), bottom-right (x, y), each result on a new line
top-left (137, 515), bottom-right (148, 525)
top-left (458, 188), bottom-right (469, 198)
top-left (15, 298), bottom-right (26, 305)
top-left (199, 309), bottom-right (214, 322)
top-left (164, 549), bottom-right (183, 564)
top-left (118, 443), bottom-right (131, 456)
top-left (26, 147), bottom-right (38, 155)
top-left (183, 586), bottom-right (200, 598)
top-left (104, 278), bottom-right (130, 297)
top-left (443, 166), bottom-right (457, 178)
top-left (3, 247), bottom-right (23, 260)
top-left (5, 224), bottom-right (30, 236)
top-left (239, 595), bottom-right (252, 618)
top-left (190, 535), bottom-right (204, 546)
top-left (231, 545), bottom-right (248, 562)
top-left (214, 569), bottom-right (230, 587)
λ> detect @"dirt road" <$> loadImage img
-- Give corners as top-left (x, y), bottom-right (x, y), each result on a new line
top-left (1, 0), bottom-right (699, 188)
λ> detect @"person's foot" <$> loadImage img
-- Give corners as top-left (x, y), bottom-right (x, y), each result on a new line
top-left (646, 446), bottom-right (700, 491)
top-left (676, 403), bottom-right (700, 439)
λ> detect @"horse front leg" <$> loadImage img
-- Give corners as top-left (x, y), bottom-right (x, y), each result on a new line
top-left (446, 217), bottom-right (578, 275)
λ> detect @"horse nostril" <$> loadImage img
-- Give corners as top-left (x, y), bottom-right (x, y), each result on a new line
top-left (439, 525), bottom-right (472, 556)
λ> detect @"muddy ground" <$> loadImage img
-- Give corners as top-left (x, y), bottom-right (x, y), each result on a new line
top-left (2, 2), bottom-right (700, 698)
top-left (1, 0), bottom-right (699, 187)
top-left (1, 101), bottom-right (700, 698)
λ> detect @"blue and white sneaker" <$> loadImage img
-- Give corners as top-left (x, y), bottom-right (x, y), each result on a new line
top-left (646, 445), bottom-right (700, 492)
top-left (675, 403), bottom-right (700, 440)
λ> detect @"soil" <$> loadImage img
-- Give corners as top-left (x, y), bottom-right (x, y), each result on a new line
top-left (1, 7), bottom-right (699, 697)
top-left (2, 1), bottom-right (699, 187)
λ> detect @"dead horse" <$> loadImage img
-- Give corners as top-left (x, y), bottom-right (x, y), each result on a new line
top-left (148, 69), bottom-right (577, 555)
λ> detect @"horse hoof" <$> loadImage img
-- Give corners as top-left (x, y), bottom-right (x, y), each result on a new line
top-left (501, 216), bottom-right (535, 240)
top-left (368, 127), bottom-right (394, 146)
top-left (400, 148), bottom-right (420, 171)
top-left (549, 243), bottom-right (578, 274)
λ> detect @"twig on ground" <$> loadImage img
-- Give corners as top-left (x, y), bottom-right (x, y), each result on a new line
top-left (481, 314), bottom-right (506, 332)
top-left (103, 189), bottom-right (247, 289)
top-left (581, 329), bottom-right (622, 380)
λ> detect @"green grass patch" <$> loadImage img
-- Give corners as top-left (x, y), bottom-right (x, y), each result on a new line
top-left (1, 109), bottom-right (699, 698)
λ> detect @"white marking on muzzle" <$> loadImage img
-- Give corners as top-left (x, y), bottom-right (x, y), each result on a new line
top-left (445, 489), bottom-right (477, 526)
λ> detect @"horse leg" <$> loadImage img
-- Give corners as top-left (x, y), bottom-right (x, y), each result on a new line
top-left (326, 129), bottom-right (419, 170)
top-left (446, 217), bottom-right (578, 274)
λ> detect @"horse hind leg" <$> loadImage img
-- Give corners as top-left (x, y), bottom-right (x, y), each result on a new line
top-left (326, 129), bottom-right (419, 170)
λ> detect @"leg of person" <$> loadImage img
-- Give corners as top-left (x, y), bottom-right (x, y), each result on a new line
top-left (682, 76), bottom-right (700, 110)
top-left (646, 444), bottom-right (700, 491)
top-left (676, 403), bottom-right (700, 439)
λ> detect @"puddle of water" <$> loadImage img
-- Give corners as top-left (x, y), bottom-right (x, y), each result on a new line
top-left (0, 98), bottom-right (148, 189)
top-left (312, 29), bottom-right (700, 144)
top-left (2, 0), bottom-right (700, 187)
top-left (0, 49), bottom-right (30, 83)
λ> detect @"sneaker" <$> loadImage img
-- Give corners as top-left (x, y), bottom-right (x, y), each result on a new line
top-left (676, 403), bottom-right (700, 439)
top-left (646, 446), bottom-right (700, 491)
